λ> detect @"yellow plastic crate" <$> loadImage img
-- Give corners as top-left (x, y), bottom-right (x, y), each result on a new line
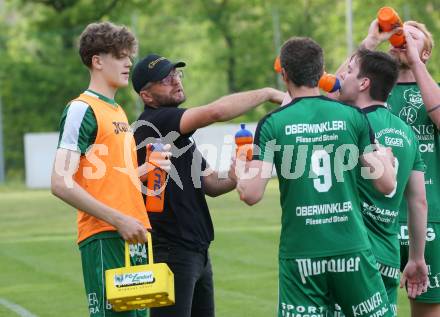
top-left (105, 232), bottom-right (175, 311)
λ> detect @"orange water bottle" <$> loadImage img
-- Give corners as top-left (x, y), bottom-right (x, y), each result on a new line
top-left (318, 73), bottom-right (341, 93)
top-left (235, 124), bottom-right (253, 161)
top-left (274, 56), bottom-right (282, 73)
top-left (377, 6), bottom-right (406, 48)
top-left (146, 140), bottom-right (167, 212)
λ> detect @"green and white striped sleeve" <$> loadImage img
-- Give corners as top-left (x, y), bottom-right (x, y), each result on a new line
top-left (57, 100), bottom-right (97, 154)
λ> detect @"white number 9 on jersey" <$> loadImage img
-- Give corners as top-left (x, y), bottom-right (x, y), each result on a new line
top-left (311, 150), bottom-right (332, 192)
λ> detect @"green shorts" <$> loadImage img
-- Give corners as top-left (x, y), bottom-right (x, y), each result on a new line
top-left (278, 249), bottom-right (392, 317)
top-left (79, 231), bottom-right (149, 317)
top-left (400, 222), bottom-right (440, 303)
top-left (332, 262), bottom-right (398, 317)
top-left (377, 262), bottom-right (399, 316)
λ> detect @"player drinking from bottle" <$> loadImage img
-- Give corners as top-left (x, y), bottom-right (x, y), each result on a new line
top-left (331, 46), bottom-right (429, 316)
top-left (359, 17), bottom-right (439, 317)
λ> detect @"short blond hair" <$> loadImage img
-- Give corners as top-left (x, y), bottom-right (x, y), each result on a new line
top-left (405, 20), bottom-right (434, 52)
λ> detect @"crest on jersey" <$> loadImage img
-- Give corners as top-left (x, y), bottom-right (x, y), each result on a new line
top-left (399, 88), bottom-right (423, 124)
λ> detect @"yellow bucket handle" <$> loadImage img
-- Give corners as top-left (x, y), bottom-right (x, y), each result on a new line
top-left (124, 231), bottom-right (154, 267)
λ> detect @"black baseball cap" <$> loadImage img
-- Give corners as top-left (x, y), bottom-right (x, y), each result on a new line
top-left (131, 54), bottom-right (186, 93)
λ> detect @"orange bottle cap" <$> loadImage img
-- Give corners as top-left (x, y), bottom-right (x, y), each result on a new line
top-left (377, 7), bottom-right (402, 33)
top-left (378, 7), bottom-right (397, 23)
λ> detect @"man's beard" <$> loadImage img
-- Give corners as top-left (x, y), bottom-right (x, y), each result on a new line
top-left (390, 50), bottom-right (411, 70)
top-left (152, 91), bottom-right (186, 108)
top-left (399, 62), bottom-right (411, 70)
top-left (396, 56), bottom-right (411, 70)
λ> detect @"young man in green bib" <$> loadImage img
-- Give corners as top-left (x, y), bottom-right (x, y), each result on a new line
top-left (237, 37), bottom-right (396, 317)
top-left (359, 19), bottom-right (439, 317)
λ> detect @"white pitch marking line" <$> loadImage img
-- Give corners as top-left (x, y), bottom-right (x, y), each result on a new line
top-left (0, 298), bottom-right (38, 317)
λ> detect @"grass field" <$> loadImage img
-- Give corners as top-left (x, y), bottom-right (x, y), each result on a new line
top-left (0, 180), bottom-right (411, 316)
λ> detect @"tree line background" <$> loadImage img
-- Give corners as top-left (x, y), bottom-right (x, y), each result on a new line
top-left (0, 0), bottom-right (439, 180)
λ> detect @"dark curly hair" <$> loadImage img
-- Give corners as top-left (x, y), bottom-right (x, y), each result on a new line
top-left (79, 21), bottom-right (137, 68)
top-left (280, 37), bottom-right (323, 88)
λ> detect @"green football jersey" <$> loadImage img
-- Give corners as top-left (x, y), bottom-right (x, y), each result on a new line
top-left (387, 83), bottom-right (440, 222)
top-left (254, 96), bottom-right (373, 258)
top-left (359, 105), bottom-right (425, 267)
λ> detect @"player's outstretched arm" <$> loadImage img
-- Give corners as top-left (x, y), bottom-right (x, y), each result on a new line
top-left (402, 26), bottom-right (440, 128)
top-left (400, 170), bottom-right (428, 298)
top-left (236, 160), bottom-right (272, 205)
top-left (179, 88), bottom-right (284, 135)
top-left (202, 159), bottom-right (237, 197)
top-left (51, 148), bottom-right (147, 244)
